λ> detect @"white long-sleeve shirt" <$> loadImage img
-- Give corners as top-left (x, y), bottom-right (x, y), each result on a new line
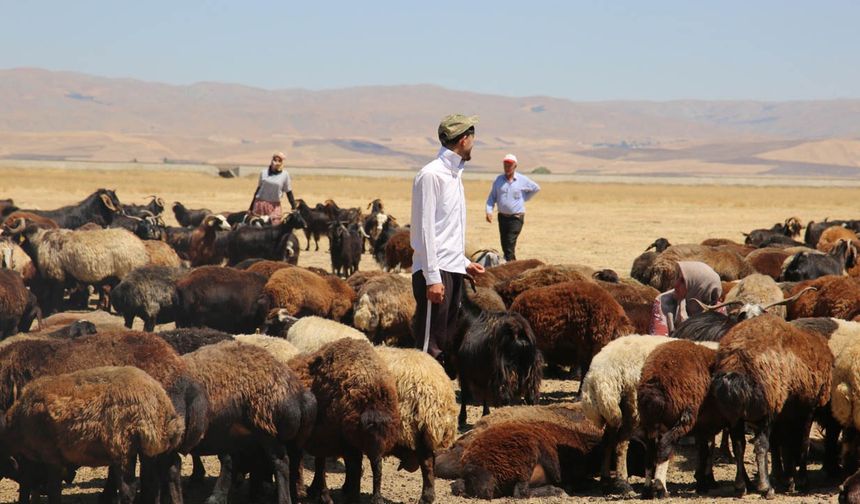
top-left (411, 148), bottom-right (471, 285)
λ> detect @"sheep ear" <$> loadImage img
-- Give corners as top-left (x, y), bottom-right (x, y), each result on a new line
top-left (100, 194), bottom-right (118, 212)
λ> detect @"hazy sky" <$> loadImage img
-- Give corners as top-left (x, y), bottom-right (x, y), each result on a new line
top-left (3, 1), bottom-right (858, 101)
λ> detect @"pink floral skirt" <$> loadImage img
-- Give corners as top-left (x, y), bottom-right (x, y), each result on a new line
top-left (252, 200), bottom-right (282, 225)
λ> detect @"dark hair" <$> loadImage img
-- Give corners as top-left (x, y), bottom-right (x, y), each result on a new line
top-left (440, 126), bottom-right (475, 149)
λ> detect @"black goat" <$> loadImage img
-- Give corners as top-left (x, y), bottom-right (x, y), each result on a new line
top-left (451, 283), bottom-right (543, 427)
top-left (328, 222), bottom-right (362, 277)
top-left (110, 214), bottom-right (165, 240)
top-left (19, 189), bottom-right (123, 229)
top-left (372, 217), bottom-right (401, 268)
top-left (804, 219), bottom-right (845, 248)
top-left (123, 196), bottom-right (165, 218)
top-left (294, 199), bottom-right (331, 251)
top-left (225, 212), bottom-right (306, 266)
top-left (164, 226), bottom-right (193, 260)
top-left (172, 202), bottom-right (212, 228)
top-left (780, 239), bottom-right (857, 281)
top-left (672, 310), bottom-right (739, 342)
top-left (743, 217), bottom-right (802, 247)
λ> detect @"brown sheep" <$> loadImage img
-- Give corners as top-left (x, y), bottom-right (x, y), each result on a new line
top-left (353, 273), bottom-right (415, 346)
top-left (188, 214), bottom-right (230, 266)
top-left (486, 258), bottom-right (546, 282)
top-left (3, 212), bottom-right (59, 230)
top-left (1, 366), bottom-right (184, 504)
top-left (451, 417), bottom-right (603, 499)
top-left (785, 276), bottom-right (860, 321)
top-left (495, 264), bottom-right (593, 307)
top-left (0, 238), bottom-right (37, 284)
top-left (785, 278), bottom-right (827, 320)
top-left (466, 286), bottom-right (506, 311)
top-left (818, 226), bottom-right (859, 253)
top-left (142, 240), bottom-right (182, 267)
top-left (288, 338), bottom-right (400, 504)
top-left (0, 269), bottom-right (40, 337)
top-left (383, 229), bottom-right (413, 272)
top-left (637, 340), bottom-right (722, 498)
top-left (183, 341), bottom-right (317, 504)
top-left (175, 266), bottom-right (270, 333)
top-left (346, 270), bottom-right (387, 293)
top-left (264, 266), bottom-right (355, 322)
top-left (700, 238), bottom-right (755, 257)
top-left (510, 280), bottom-right (634, 387)
top-left (595, 279), bottom-right (659, 334)
top-left (711, 315), bottom-right (832, 497)
top-left (0, 331), bottom-right (209, 504)
top-left (746, 247), bottom-right (795, 280)
top-left (647, 244), bottom-right (756, 291)
top-left (242, 259), bottom-right (294, 279)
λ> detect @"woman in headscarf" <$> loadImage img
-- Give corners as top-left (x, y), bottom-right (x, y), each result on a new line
top-left (649, 261), bottom-right (722, 336)
top-left (248, 151), bottom-right (296, 225)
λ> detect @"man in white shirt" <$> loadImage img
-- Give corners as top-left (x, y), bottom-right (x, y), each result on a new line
top-left (411, 114), bottom-right (486, 371)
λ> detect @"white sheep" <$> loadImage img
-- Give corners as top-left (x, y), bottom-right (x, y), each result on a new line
top-left (281, 313), bottom-right (368, 354)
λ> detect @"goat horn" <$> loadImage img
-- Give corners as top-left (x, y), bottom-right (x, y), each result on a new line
top-left (762, 286), bottom-right (818, 311)
top-left (7, 218), bottom-right (26, 234)
top-left (692, 298), bottom-right (744, 312)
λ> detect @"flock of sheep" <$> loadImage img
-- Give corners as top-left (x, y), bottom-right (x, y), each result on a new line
top-left (3, 190), bottom-right (860, 503)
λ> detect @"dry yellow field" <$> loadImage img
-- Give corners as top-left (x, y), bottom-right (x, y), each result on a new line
top-left (0, 166), bottom-right (853, 504)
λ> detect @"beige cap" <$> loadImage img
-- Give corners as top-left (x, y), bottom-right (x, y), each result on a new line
top-left (438, 114), bottom-right (479, 142)
top-left (272, 152), bottom-right (286, 161)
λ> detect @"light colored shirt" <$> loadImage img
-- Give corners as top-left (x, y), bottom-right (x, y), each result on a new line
top-left (254, 168), bottom-right (292, 203)
top-left (485, 173), bottom-right (540, 215)
top-left (411, 148), bottom-right (472, 285)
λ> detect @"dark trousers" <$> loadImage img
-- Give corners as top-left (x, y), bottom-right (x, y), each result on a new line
top-left (412, 271), bottom-right (463, 359)
top-left (498, 213), bottom-right (524, 261)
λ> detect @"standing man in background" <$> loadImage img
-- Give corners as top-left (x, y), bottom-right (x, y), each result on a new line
top-left (411, 114), bottom-right (486, 373)
top-left (485, 154), bottom-right (541, 261)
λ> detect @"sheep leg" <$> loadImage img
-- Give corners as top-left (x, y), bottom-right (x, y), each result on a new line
top-left (599, 426), bottom-right (618, 494)
top-left (718, 429), bottom-right (734, 461)
top-left (417, 440), bottom-right (436, 504)
top-left (287, 446), bottom-right (304, 504)
top-left (694, 434), bottom-right (716, 494)
top-left (369, 454), bottom-right (384, 504)
top-left (190, 454), bottom-right (206, 486)
top-left (263, 443), bottom-right (292, 504)
top-left (162, 452), bottom-right (184, 504)
top-left (642, 437), bottom-right (657, 498)
top-left (342, 450), bottom-right (363, 503)
top-left (730, 421), bottom-right (752, 496)
top-left (123, 313), bottom-right (135, 329)
top-left (481, 400), bottom-right (490, 417)
top-left (458, 388), bottom-right (471, 428)
top-left (45, 465), bottom-right (63, 504)
top-left (143, 316), bottom-right (156, 333)
top-left (753, 421), bottom-right (774, 498)
top-left (304, 231), bottom-right (312, 251)
top-left (821, 408), bottom-right (843, 477)
top-left (795, 412), bottom-right (815, 493)
top-left (99, 466), bottom-right (120, 504)
top-left (119, 455), bottom-right (137, 504)
top-left (307, 456), bottom-right (332, 504)
top-left (206, 453), bottom-right (233, 504)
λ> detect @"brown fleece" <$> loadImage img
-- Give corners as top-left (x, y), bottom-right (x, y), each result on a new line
top-left (288, 338), bottom-right (400, 459)
top-left (510, 280), bottom-right (634, 370)
top-left (647, 244), bottom-right (755, 291)
top-left (818, 226), bottom-right (859, 253)
top-left (4, 366), bottom-right (183, 468)
top-left (485, 259), bottom-right (546, 282)
top-left (345, 270), bottom-right (386, 293)
top-left (245, 260), bottom-right (295, 279)
top-left (264, 266), bottom-right (355, 321)
top-left (596, 279), bottom-right (659, 334)
top-left (143, 240), bottom-right (182, 268)
top-left (495, 265), bottom-right (593, 307)
top-left (746, 248), bottom-right (793, 280)
top-left (715, 314), bottom-right (832, 414)
top-left (383, 230), bottom-right (413, 271)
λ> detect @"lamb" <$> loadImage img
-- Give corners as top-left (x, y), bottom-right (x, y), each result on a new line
top-left (580, 334), bottom-right (676, 496)
top-left (270, 311), bottom-right (367, 353)
top-left (172, 201), bottom-right (212, 228)
top-left (494, 264), bottom-right (593, 307)
top-left (110, 265), bottom-right (185, 331)
top-left (510, 280), bottom-right (634, 388)
top-left (174, 266), bottom-right (269, 333)
top-left (188, 214), bottom-right (231, 266)
top-left (0, 269), bottom-right (41, 338)
top-left (711, 315), bottom-right (832, 497)
top-left (263, 266), bottom-right (355, 322)
top-left (376, 347), bottom-right (458, 504)
top-left (455, 291), bottom-right (543, 426)
top-left (287, 338), bottom-right (400, 504)
top-left (8, 221), bottom-right (150, 315)
top-left (637, 340), bottom-right (723, 498)
top-left (183, 341), bottom-right (317, 504)
top-left (0, 366), bottom-right (184, 504)
top-left (157, 327), bottom-right (235, 354)
top-left (352, 273), bottom-right (415, 346)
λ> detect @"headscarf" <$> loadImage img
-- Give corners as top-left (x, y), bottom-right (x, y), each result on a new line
top-left (658, 261), bottom-right (722, 334)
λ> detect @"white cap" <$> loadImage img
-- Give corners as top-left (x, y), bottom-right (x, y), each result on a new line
top-left (503, 153), bottom-right (518, 164)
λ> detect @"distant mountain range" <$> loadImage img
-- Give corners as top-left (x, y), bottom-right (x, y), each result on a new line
top-left (1, 67), bottom-right (859, 176)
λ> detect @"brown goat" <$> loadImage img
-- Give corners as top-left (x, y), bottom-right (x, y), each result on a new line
top-left (711, 315), bottom-right (832, 497)
top-left (510, 280), bottom-right (634, 386)
top-left (189, 214), bottom-right (230, 266)
top-left (637, 340), bottom-right (722, 498)
top-left (383, 229), bottom-right (413, 272)
top-left (288, 338), bottom-right (400, 504)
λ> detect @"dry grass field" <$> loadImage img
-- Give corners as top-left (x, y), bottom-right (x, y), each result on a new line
top-left (0, 166), bottom-right (852, 504)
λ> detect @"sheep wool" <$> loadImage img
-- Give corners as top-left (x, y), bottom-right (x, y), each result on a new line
top-left (285, 315), bottom-right (368, 354)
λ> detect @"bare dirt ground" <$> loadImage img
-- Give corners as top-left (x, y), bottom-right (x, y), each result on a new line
top-left (0, 166), bottom-right (852, 503)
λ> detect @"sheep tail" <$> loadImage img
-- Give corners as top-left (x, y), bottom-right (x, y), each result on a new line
top-left (710, 371), bottom-right (764, 425)
top-left (178, 379), bottom-right (210, 453)
top-left (637, 380), bottom-right (669, 435)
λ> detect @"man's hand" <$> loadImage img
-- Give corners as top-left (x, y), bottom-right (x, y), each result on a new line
top-left (485, 212), bottom-right (493, 223)
top-left (427, 283), bottom-right (445, 304)
top-left (466, 262), bottom-right (486, 276)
